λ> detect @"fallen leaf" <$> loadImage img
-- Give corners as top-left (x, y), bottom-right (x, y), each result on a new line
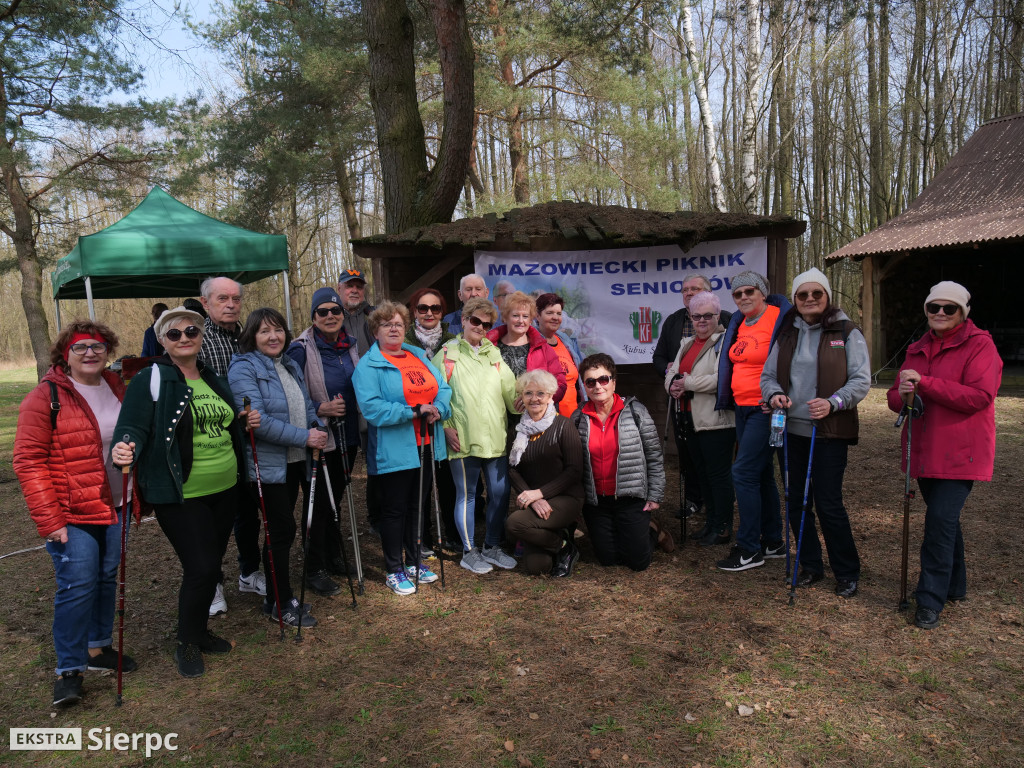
top-left (529, 712), bottom-right (540, 720)
top-left (737, 705), bottom-right (755, 717)
top-left (505, 740), bottom-right (514, 752)
top-left (589, 747), bottom-right (603, 760)
top-left (684, 713), bottom-right (696, 722)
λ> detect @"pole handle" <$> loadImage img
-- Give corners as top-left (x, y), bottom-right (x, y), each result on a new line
top-left (120, 433), bottom-right (131, 475)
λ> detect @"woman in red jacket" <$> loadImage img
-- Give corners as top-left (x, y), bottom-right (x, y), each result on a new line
top-left (14, 321), bottom-right (138, 707)
top-left (887, 282), bottom-right (1002, 630)
top-left (487, 291), bottom-right (567, 406)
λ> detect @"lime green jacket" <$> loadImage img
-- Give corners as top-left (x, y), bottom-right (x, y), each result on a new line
top-left (432, 336), bottom-right (519, 460)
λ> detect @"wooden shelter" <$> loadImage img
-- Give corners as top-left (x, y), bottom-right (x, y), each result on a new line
top-left (352, 202), bottom-right (805, 432)
top-left (828, 112), bottom-right (1024, 367)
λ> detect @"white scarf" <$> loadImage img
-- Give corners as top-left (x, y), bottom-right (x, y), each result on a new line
top-left (510, 402), bottom-right (556, 466)
top-left (414, 322), bottom-right (444, 358)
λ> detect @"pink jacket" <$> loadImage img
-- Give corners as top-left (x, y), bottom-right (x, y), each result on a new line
top-left (486, 325), bottom-right (568, 402)
top-left (886, 320), bottom-right (1002, 481)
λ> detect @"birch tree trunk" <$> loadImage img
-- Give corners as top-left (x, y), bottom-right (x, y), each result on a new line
top-left (739, 0), bottom-right (763, 213)
top-left (680, 2), bottom-right (727, 212)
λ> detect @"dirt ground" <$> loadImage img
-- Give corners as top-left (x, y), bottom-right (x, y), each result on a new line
top-left (1, 386), bottom-right (1022, 767)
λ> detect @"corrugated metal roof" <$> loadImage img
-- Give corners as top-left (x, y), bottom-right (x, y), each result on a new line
top-left (828, 112), bottom-right (1024, 261)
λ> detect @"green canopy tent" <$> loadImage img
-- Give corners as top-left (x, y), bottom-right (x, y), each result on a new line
top-left (52, 186), bottom-right (292, 327)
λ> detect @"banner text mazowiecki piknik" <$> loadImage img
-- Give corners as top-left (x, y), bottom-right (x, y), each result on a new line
top-left (474, 238), bottom-right (767, 364)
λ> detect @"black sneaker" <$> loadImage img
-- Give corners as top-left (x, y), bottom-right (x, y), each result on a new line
top-left (52, 671), bottom-right (84, 706)
top-left (306, 570), bottom-right (342, 597)
top-left (86, 646), bottom-right (138, 673)
top-left (914, 606), bottom-right (940, 629)
top-left (272, 598), bottom-right (317, 628)
top-left (835, 578), bottom-right (858, 597)
top-left (761, 540), bottom-right (786, 559)
top-left (717, 546), bottom-right (764, 572)
top-left (196, 630), bottom-right (233, 654)
top-left (698, 530), bottom-right (731, 547)
top-left (796, 570), bottom-right (824, 587)
top-left (175, 643), bottom-right (205, 678)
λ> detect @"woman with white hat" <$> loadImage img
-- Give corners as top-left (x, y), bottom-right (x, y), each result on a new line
top-left (761, 268), bottom-right (871, 598)
top-left (886, 281), bottom-right (1002, 629)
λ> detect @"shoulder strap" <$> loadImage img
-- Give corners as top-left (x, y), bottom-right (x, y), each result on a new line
top-left (47, 380), bottom-right (60, 429)
top-left (149, 363), bottom-right (161, 401)
top-left (628, 399), bottom-right (642, 432)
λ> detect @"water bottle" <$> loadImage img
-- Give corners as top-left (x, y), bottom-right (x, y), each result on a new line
top-left (769, 408), bottom-right (786, 447)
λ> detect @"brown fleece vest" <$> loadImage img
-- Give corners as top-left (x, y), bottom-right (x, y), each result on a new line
top-left (775, 319), bottom-right (859, 443)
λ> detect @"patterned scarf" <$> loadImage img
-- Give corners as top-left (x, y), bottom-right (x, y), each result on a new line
top-left (414, 321), bottom-right (444, 358)
top-left (509, 402), bottom-right (556, 466)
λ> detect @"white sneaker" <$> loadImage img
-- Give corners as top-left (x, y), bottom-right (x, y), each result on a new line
top-left (238, 570), bottom-right (267, 596)
top-left (208, 583), bottom-right (227, 616)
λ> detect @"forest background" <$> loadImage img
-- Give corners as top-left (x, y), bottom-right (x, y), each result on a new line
top-left (1, 0), bottom-right (1020, 375)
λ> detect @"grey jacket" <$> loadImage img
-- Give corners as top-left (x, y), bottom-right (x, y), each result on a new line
top-left (574, 396), bottom-right (665, 506)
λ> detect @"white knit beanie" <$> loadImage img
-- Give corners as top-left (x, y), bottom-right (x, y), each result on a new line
top-left (791, 267), bottom-right (832, 303)
top-left (924, 281), bottom-right (970, 318)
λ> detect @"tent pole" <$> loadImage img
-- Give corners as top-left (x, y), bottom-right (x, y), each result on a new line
top-left (282, 270), bottom-right (293, 331)
top-left (84, 277), bottom-right (97, 321)
top-left (55, 299), bottom-right (63, 332)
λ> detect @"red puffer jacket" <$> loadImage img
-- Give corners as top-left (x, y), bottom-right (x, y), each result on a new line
top-left (886, 320), bottom-right (1002, 481)
top-left (486, 325), bottom-right (568, 402)
top-left (15, 366), bottom-right (130, 537)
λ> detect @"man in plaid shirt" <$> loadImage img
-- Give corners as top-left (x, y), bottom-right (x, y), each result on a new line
top-left (197, 277), bottom-right (266, 616)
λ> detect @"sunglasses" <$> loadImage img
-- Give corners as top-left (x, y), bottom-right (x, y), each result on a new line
top-left (796, 289), bottom-right (825, 301)
top-left (69, 342), bottom-right (108, 355)
top-left (732, 287), bottom-right (758, 299)
top-left (691, 312), bottom-right (716, 322)
top-left (315, 306), bottom-right (343, 317)
top-left (465, 316), bottom-right (494, 331)
top-left (926, 302), bottom-right (959, 316)
top-left (584, 375), bottom-right (613, 389)
top-left (416, 304), bottom-right (443, 314)
top-left (165, 325), bottom-right (202, 342)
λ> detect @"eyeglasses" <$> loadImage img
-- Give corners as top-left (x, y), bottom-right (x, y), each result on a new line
top-left (465, 316), bottom-right (494, 331)
top-left (691, 312), bottom-right (716, 322)
top-left (584, 375), bottom-right (613, 389)
top-left (416, 304), bottom-right (442, 314)
top-left (796, 289), bottom-right (825, 301)
top-left (380, 322), bottom-right (405, 331)
top-left (732, 287), bottom-right (758, 299)
top-left (69, 342), bottom-right (108, 355)
top-left (315, 306), bottom-right (343, 317)
top-left (926, 302), bottom-right (959, 316)
top-left (164, 326), bottom-right (202, 342)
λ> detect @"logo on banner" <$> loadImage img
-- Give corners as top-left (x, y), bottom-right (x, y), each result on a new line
top-left (629, 307), bottom-right (662, 343)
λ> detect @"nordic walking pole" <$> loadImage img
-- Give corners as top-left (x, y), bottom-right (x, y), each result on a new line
top-left (783, 425), bottom-right (792, 582)
top-left (319, 436), bottom-right (357, 609)
top-left (115, 433), bottom-right (132, 707)
top-left (243, 397), bottom-right (285, 640)
top-left (789, 424), bottom-right (817, 606)
top-left (336, 419), bottom-right (365, 595)
top-left (414, 415), bottom-right (428, 593)
top-left (429, 438), bottom-right (446, 589)
top-left (297, 422), bottom-right (322, 644)
top-left (895, 383), bottom-right (919, 612)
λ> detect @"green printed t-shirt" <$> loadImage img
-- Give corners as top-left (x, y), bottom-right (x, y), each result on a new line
top-left (182, 377), bottom-right (237, 499)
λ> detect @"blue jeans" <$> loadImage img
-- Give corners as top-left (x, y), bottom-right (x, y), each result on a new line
top-left (916, 478), bottom-right (973, 612)
top-left (46, 517), bottom-right (123, 674)
top-left (732, 406), bottom-right (782, 554)
top-left (450, 456), bottom-right (510, 551)
top-left (785, 434), bottom-right (860, 580)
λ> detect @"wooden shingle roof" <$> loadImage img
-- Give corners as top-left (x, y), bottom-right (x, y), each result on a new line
top-left (828, 112), bottom-right (1024, 261)
top-left (354, 202), bottom-right (804, 255)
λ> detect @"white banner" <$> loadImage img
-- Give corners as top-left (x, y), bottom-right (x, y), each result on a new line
top-left (475, 237), bottom-right (767, 364)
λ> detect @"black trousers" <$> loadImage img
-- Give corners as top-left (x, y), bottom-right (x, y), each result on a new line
top-left (378, 453), bottom-right (432, 574)
top-left (250, 461), bottom-right (303, 605)
top-left (583, 495), bottom-right (652, 572)
top-left (300, 445), bottom-right (358, 573)
top-left (155, 487), bottom-right (236, 644)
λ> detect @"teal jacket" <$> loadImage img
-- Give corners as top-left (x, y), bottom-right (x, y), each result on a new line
top-left (432, 336), bottom-right (519, 460)
top-left (353, 343), bottom-right (452, 475)
top-left (112, 357), bottom-right (246, 504)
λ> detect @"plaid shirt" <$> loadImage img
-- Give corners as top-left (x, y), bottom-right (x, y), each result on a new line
top-left (199, 317), bottom-right (241, 377)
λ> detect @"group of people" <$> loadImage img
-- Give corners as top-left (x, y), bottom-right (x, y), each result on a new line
top-left (15, 263), bottom-right (1000, 706)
